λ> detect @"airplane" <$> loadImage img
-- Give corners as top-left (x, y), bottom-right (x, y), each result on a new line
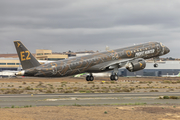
top-left (14, 40), bottom-right (170, 81)
top-left (162, 72), bottom-right (180, 77)
top-left (0, 70), bottom-right (18, 78)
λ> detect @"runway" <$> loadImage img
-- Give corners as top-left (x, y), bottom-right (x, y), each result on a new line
top-left (0, 92), bottom-right (180, 107)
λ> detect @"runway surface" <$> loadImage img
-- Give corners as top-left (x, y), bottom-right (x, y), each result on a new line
top-left (0, 92), bottom-right (180, 107)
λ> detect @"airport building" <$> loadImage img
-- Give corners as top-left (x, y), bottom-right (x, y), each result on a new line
top-left (0, 49), bottom-right (68, 71)
top-left (36, 49), bottom-right (68, 60)
top-left (0, 58), bottom-right (21, 71)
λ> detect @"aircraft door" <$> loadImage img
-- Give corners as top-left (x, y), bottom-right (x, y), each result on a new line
top-left (50, 63), bottom-right (58, 75)
top-left (160, 43), bottom-right (165, 55)
top-left (52, 66), bottom-right (57, 75)
top-left (156, 44), bottom-right (161, 53)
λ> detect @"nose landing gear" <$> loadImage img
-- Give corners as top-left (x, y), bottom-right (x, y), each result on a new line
top-left (153, 57), bottom-right (159, 68)
top-left (154, 63), bottom-right (158, 68)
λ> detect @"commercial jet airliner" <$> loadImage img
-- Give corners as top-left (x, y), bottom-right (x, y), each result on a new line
top-left (14, 41), bottom-right (170, 81)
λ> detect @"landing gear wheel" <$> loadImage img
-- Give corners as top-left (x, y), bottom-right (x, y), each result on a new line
top-left (154, 63), bottom-right (158, 68)
top-left (114, 75), bottom-right (118, 81)
top-left (110, 75), bottom-right (118, 81)
top-left (89, 76), bottom-right (94, 81)
top-left (110, 75), bottom-right (114, 81)
top-left (86, 75), bottom-right (90, 81)
top-left (86, 75), bottom-right (94, 81)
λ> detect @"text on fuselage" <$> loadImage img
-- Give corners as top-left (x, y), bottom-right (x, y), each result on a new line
top-left (135, 49), bottom-right (155, 57)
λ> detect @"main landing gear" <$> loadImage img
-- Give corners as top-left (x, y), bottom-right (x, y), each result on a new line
top-left (86, 73), bottom-right (94, 81)
top-left (110, 67), bottom-right (119, 81)
top-left (110, 74), bottom-right (118, 81)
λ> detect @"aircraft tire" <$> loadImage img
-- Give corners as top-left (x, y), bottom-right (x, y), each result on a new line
top-left (114, 75), bottom-right (118, 81)
top-left (86, 75), bottom-right (94, 81)
top-left (90, 76), bottom-right (94, 81)
top-left (110, 75), bottom-right (118, 81)
top-left (110, 75), bottom-right (115, 81)
top-left (154, 63), bottom-right (158, 68)
top-left (86, 75), bottom-right (90, 81)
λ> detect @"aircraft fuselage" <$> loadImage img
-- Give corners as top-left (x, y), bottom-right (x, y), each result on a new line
top-left (19, 42), bottom-right (169, 77)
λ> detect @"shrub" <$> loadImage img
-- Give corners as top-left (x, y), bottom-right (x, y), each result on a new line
top-left (163, 81), bottom-right (171, 84)
top-left (150, 90), bottom-right (159, 92)
top-left (46, 89), bottom-right (53, 93)
top-left (23, 82), bottom-right (26, 84)
top-left (24, 86), bottom-right (33, 90)
top-left (177, 80), bottom-right (180, 83)
top-left (104, 111), bottom-right (108, 114)
top-left (163, 96), bottom-right (169, 99)
top-left (169, 96), bottom-right (179, 99)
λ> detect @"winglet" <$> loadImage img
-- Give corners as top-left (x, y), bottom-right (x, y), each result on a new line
top-left (14, 40), bottom-right (41, 70)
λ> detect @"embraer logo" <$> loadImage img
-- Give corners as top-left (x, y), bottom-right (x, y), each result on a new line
top-left (139, 62), bottom-right (143, 67)
top-left (20, 51), bottom-right (31, 61)
top-left (17, 42), bottom-right (21, 47)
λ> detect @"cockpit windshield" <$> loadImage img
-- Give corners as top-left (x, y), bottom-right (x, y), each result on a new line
top-left (160, 43), bottom-right (165, 47)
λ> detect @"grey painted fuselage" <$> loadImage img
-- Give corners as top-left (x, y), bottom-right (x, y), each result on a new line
top-left (14, 41), bottom-right (169, 77)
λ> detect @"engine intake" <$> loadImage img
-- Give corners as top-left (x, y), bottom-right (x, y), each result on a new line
top-left (126, 58), bottom-right (146, 72)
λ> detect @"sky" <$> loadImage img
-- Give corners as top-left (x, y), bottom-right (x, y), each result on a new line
top-left (1, 0), bottom-right (180, 58)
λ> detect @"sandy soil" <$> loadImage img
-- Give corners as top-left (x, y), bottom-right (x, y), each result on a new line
top-left (0, 105), bottom-right (180, 120)
top-left (1, 76), bottom-right (180, 82)
top-left (1, 77), bottom-right (180, 120)
top-left (1, 76), bottom-right (180, 94)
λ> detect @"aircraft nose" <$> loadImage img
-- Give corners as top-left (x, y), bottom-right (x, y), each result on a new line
top-left (164, 46), bottom-right (170, 54)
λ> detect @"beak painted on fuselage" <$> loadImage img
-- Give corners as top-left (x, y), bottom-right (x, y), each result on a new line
top-left (164, 46), bottom-right (170, 54)
top-left (159, 42), bottom-right (170, 55)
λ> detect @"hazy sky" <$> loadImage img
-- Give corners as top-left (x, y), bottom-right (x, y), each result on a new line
top-left (1, 0), bottom-right (180, 57)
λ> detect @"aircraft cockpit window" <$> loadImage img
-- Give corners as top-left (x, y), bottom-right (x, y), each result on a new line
top-left (160, 43), bottom-right (165, 47)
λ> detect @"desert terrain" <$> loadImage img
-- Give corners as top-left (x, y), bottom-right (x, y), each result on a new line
top-left (0, 76), bottom-right (180, 94)
top-left (1, 76), bottom-right (180, 120)
top-left (1, 105), bottom-right (180, 120)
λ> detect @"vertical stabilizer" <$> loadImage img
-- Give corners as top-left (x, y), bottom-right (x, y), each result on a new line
top-left (14, 40), bottom-right (41, 70)
top-left (177, 72), bottom-right (180, 77)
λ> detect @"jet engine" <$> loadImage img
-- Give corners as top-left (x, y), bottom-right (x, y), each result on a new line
top-left (126, 58), bottom-right (146, 72)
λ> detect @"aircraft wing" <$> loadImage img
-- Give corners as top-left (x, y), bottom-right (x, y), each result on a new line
top-left (100, 58), bottom-right (134, 70)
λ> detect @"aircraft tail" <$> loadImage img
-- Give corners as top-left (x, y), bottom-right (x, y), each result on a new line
top-left (177, 72), bottom-right (180, 77)
top-left (14, 40), bottom-right (41, 70)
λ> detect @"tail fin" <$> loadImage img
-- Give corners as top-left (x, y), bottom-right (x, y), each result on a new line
top-left (177, 72), bottom-right (180, 77)
top-left (14, 40), bottom-right (41, 70)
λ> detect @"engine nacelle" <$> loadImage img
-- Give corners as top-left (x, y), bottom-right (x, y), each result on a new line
top-left (126, 58), bottom-right (146, 72)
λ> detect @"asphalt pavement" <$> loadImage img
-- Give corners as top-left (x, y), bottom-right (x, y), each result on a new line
top-left (0, 92), bottom-right (180, 107)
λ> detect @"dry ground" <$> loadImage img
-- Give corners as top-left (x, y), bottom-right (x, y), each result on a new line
top-left (1, 105), bottom-right (180, 120)
top-left (0, 77), bottom-right (180, 94)
top-left (1, 77), bottom-right (180, 120)
top-left (1, 76), bottom-right (179, 82)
